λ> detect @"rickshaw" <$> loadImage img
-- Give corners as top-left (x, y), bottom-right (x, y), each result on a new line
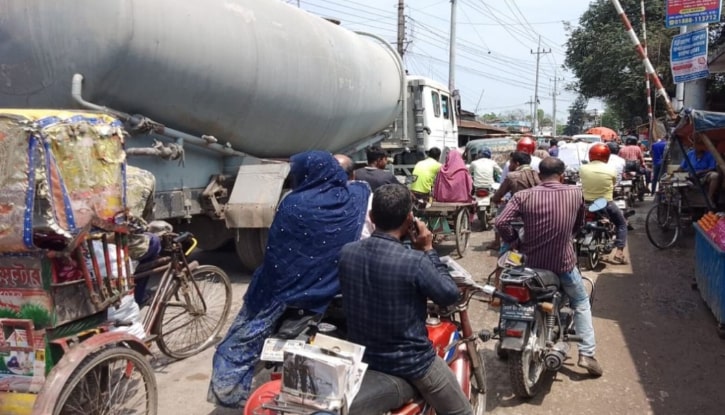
top-left (646, 110), bottom-right (725, 248)
top-left (413, 200), bottom-right (475, 258)
top-left (0, 110), bottom-right (159, 414)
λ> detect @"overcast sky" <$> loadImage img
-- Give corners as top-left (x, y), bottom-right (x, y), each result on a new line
top-left (293, 0), bottom-right (606, 121)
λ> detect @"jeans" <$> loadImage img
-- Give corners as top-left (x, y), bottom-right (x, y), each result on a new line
top-left (349, 370), bottom-right (417, 414)
top-left (559, 268), bottom-right (596, 356)
top-left (410, 356), bottom-right (473, 415)
top-left (605, 201), bottom-right (627, 249)
top-left (651, 163), bottom-right (662, 194)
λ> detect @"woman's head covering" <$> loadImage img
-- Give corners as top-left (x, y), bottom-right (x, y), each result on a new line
top-left (433, 150), bottom-right (472, 203)
top-left (244, 150), bottom-right (371, 314)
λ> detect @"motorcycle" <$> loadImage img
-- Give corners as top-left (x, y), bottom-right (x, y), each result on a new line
top-left (473, 183), bottom-right (500, 230)
top-left (575, 198), bottom-right (636, 270)
top-left (617, 176), bottom-right (633, 209)
top-left (491, 250), bottom-right (595, 399)
top-left (574, 198), bottom-right (616, 270)
top-left (563, 166), bottom-right (580, 186)
top-left (245, 258), bottom-right (493, 415)
top-left (623, 161), bottom-right (646, 207)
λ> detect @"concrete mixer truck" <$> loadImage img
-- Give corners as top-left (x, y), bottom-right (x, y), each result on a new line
top-left (0, 0), bottom-right (458, 270)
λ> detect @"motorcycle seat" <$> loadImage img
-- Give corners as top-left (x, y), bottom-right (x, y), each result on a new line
top-left (531, 268), bottom-right (560, 289)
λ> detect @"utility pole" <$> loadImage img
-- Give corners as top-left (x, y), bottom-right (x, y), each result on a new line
top-left (397, 0), bottom-right (405, 58)
top-left (526, 96), bottom-right (535, 131)
top-left (448, 0), bottom-right (457, 93)
top-left (550, 73), bottom-right (564, 137)
top-left (530, 35), bottom-right (551, 135)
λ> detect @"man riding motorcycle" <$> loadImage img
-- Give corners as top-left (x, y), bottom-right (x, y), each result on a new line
top-left (469, 147), bottom-right (502, 189)
top-left (495, 157), bottom-right (603, 377)
top-left (618, 136), bottom-right (650, 193)
top-left (339, 184), bottom-right (473, 415)
top-left (579, 143), bottom-right (629, 265)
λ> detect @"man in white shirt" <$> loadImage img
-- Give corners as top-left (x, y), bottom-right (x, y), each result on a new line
top-left (469, 148), bottom-right (502, 188)
top-left (606, 142), bottom-right (625, 183)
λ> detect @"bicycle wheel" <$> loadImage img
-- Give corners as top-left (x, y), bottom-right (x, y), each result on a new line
top-left (156, 265), bottom-right (232, 359)
top-left (645, 203), bottom-right (680, 249)
top-left (54, 346), bottom-right (157, 415)
top-left (455, 208), bottom-right (470, 257)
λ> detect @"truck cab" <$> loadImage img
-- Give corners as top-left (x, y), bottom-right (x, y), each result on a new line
top-left (382, 76), bottom-right (458, 158)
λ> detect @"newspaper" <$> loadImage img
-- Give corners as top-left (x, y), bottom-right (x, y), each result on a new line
top-left (280, 334), bottom-right (367, 411)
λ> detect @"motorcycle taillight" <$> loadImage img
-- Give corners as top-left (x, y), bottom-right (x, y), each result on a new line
top-left (475, 188), bottom-right (489, 197)
top-left (503, 285), bottom-right (530, 302)
top-left (585, 211), bottom-right (597, 222)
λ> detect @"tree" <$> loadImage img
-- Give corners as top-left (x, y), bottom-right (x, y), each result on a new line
top-left (564, 0), bottom-right (725, 119)
top-left (564, 95), bottom-right (588, 136)
top-left (478, 112), bottom-right (498, 124)
top-left (600, 106), bottom-right (621, 132)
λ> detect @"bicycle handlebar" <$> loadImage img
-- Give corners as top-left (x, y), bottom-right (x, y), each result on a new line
top-left (173, 232), bottom-right (193, 244)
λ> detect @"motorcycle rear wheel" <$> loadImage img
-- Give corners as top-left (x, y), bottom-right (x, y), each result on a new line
top-left (587, 236), bottom-right (601, 270)
top-left (645, 203), bottom-right (680, 249)
top-left (477, 211), bottom-right (489, 231)
top-left (508, 311), bottom-right (547, 399)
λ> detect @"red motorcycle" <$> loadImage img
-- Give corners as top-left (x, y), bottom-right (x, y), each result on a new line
top-left (245, 268), bottom-right (499, 415)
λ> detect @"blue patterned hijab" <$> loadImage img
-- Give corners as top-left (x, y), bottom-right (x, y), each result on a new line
top-left (244, 150), bottom-right (371, 314)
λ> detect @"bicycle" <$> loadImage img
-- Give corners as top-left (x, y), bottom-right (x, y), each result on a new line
top-left (645, 177), bottom-right (693, 249)
top-left (131, 231), bottom-right (232, 359)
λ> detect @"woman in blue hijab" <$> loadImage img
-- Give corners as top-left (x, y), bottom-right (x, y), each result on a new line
top-left (208, 150), bottom-right (371, 408)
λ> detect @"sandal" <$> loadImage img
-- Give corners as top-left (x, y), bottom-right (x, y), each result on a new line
top-left (611, 254), bottom-right (628, 265)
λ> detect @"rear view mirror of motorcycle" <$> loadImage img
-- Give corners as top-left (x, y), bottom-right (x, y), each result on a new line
top-left (588, 198), bottom-right (608, 212)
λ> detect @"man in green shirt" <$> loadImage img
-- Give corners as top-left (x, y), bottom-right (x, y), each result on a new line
top-left (409, 147), bottom-right (442, 199)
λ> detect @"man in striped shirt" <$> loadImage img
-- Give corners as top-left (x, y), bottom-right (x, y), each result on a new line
top-left (495, 157), bottom-right (603, 377)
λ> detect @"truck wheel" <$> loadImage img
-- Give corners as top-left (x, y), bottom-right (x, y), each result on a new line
top-left (235, 229), bottom-right (268, 272)
top-left (176, 216), bottom-right (233, 251)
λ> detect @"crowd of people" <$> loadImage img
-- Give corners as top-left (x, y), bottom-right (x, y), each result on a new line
top-left (207, 131), bottom-right (725, 413)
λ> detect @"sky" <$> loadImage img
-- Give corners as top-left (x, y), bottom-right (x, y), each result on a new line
top-left (291, 0), bottom-right (605, 123)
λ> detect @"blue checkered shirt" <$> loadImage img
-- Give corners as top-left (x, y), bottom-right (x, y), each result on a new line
top-left (338, 232), bottom-right (460, 379)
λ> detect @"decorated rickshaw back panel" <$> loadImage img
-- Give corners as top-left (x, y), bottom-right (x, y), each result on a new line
top-left (0, 111), bottom-right (132, 398)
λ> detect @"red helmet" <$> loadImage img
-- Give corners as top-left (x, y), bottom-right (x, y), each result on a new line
top-left (589, 143), bottom-right (611, 163)
top-left (516, 137), bottom-right (536, 155)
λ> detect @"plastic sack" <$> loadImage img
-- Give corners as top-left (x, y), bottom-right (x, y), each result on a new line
top-left (107, 294), bottom-right (145, 340)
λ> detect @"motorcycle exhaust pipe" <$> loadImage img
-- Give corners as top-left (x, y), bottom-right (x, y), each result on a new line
top-left (544, 342), bottom-right (570, 371)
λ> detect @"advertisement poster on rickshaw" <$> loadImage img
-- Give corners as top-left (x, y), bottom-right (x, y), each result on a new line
top-left (0, 319), bottom-right (46, 393)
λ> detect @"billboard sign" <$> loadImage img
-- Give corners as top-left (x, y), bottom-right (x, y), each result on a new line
top-left (666, 0), bottom-right (723, 28)
top-left (670, 28), bottom-right (710, 83)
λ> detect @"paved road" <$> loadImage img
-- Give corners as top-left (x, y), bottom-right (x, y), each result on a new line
top-left (151, 197), bottom-right (725, 415)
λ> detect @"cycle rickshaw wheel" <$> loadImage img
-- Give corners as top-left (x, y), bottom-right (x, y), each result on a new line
top-left (645, 203), bottom-right (680, 249)
top-left (156, 265), bottom-right (232, 359)
top-left (53, 346), bottom-right (157, 415)
top-left (455, 208), bottom-right (470, 257)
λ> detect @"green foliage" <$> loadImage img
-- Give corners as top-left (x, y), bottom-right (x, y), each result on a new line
top-left (601, 106), bottom-right (622, 132)
top-left (564, 95), bottom-right (588, 136)
top-left (18, 303), bottom-right (52, 329)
